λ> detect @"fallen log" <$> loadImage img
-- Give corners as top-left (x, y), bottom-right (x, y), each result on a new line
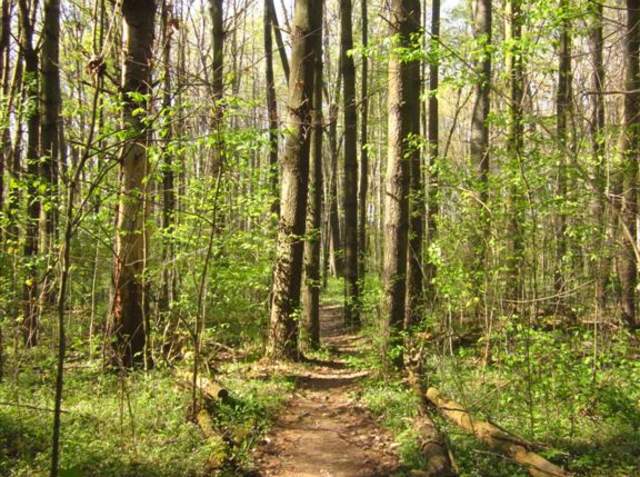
top-left (425, 387), bottom-right (572, 477)
top-left (405, 354), bottom-right (458, 477)
top-left (412, 415), bottom-right (459, 477)
top-left (175, 369), bottom-right (230, 403)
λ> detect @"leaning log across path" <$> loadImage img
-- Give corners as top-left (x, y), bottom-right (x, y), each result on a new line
top-left (426, 387), bottom-right (572, 477)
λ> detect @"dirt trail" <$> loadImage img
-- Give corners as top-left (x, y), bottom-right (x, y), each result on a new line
top-left (252, 305), bottom-right (401, 477)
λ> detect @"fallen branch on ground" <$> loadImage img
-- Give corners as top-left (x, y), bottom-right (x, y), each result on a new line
top-left (425, 387), bottom-right (572, 477)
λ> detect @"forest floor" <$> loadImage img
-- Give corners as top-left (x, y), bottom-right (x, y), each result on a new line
top-left (251, 304), bottom-right (401, 477)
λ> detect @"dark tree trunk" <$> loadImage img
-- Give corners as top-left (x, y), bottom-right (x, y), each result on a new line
top-left (470, 0), bottom-right (492, 303)
top-left (620, 0), bottom-right (640, 328)
top-left (590, 0), bottom-right (607, 310)
top-left (209, 0), bottom-right (224, 176)
top-left (358, 0), bottom-right (368, 281)
top-left (303, 2), bottom-right (323, 350)
top-left (267, 0), bottom-right (290, 83)
top-left (328, 99), bottom-right (344, 277)
top-left (383, 0), bottom-right (420, 366)
top-left (18, 0), bottom-right (40, 347)
top-left (266, 0), bottom-right (322, 360)
top-left (112, 0), bottom-right (156, 367)
top-left (265, 0), bottom-right (280, 216)
top-left (425, 0), bottom-right (439, 304)
top-left (507, 0), bottom-right (524, 302)
top-left (405, 0), bottom-right (423, 330)
top-left (41, 0), bottom-right (62, 244)
top-left (554, 0), bottom-right (571, 294)
top-left (340, 0), bottom-right (360, 327)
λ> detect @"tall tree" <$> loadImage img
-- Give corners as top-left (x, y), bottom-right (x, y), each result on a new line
top-left (267, 0), bottom-right (290, 83)
top-left (265, 0), bottom-right (280, 216)
top-left (303, 0), bottom-right (323, 350)
top-left (506, 0), bottom-right (524, 301)
top-left (554, 0), bottom-right (571, 294)
top-left (425, 0), bottom-right (440, 303)
top-left (620, 0), bottom-right (640, 328)
top-left (160, 0), bottom-right (176, 354)
top-left (405, 0), bottom-right (423, 329)
top-left (358, 0), bottom-right (368, 280)
top-left (589, 0), bottom-right (607, 310)
top-left (18, 0), bottom-right (40, 347)
top-left (470, 0), bottom-right (492, 301)
top-left (340, 0), bottom-right (360, 327)
top-left (383, 0), bottom-right (421, 365)
top-left (112, 0), bottom-right (156, 367)
top-left (209, 0), bottom-right (224, 176)
top-left (266, 0), bottom-right (321, 360)
top-left (41, 0), bottom-right (62, 243)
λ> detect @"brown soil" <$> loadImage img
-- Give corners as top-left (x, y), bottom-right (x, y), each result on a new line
top-left (251, 305), bottom-right (401, 477)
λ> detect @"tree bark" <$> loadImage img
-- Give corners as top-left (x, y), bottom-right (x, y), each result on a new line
top-left (405, 0), bottom-right (423, 330)
top-left (506, 0), bottom-right (524, 302)
top-left (18, 0), bottom-right (40, 347)
top-left (41, 0), bottom-right (62, 244)
top-left (303, 2), bottom-right (323, 350)
top-left (554, 0), bottom-right (571, 295)
top-left (383, 0), bottom-right (420, 367)
top-left (426, 388), bottom-right (572, 477)
top-left (358, 0), bottom-right (368, 281)
top-left (328, 98), bottom-right (344, 277)
top-left (112, 0), bottom-right (156, 367)
top-left (340, 0), bottom-right (360, 327)
top-left (266, 0), bottom-right (321, 360)
top-left (589, 0), bottom-right (607, 311)
top-left (620, 0), bottom-right (640, 328)
top-left (267, 0), bottom-right (290, 84)
top-left (265, 0), bottom-right (280, 216)
top-left (470, 0), bottom-right (492, 303)
top-left (425, 0), bottom-right (440, 305)
top-left (209, 0), bottom-right (224, 177)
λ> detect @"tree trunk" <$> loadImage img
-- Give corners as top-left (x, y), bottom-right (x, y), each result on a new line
top-left (358, 0), bottom-right (368, 281)
top-left (18, 0), bottom-right (40, 347)
top-left (405, 0), bottom-right (423, 330)
top-left (620, 0), bottom-right (640, 328)
top-left (267, 0), bottom-right (290, 83)
top-left (328, 99), bottom-right (344, 277)
top-left (590, 0), bottom-right (607, 311)
top-left (160, 0), bottom-right (177, 357)
top-left (470, 0), bottom-right (492, 303)
top-left (112, 0), bottom-right (156, 367)
top-left (265, 0), bottom-right (280, 217)
top-left (303, 2), bottom-right (323, 350)
top-left (383, 0), bottom-right (420, 367)
top-left (425, 0), bottom-right (440, 304)
top-left (507, 0), bottom-right (524, 302)
top-left (41, 0), bottom-right (62, 244)
top-left (554, 0), bottom-right (571, 294)
top-left (209, 0), bottom-right (224, 177)
top-left (340, 0), bottom-right (360, 327)
top-left (266, 0), bottom-right (321, 360)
